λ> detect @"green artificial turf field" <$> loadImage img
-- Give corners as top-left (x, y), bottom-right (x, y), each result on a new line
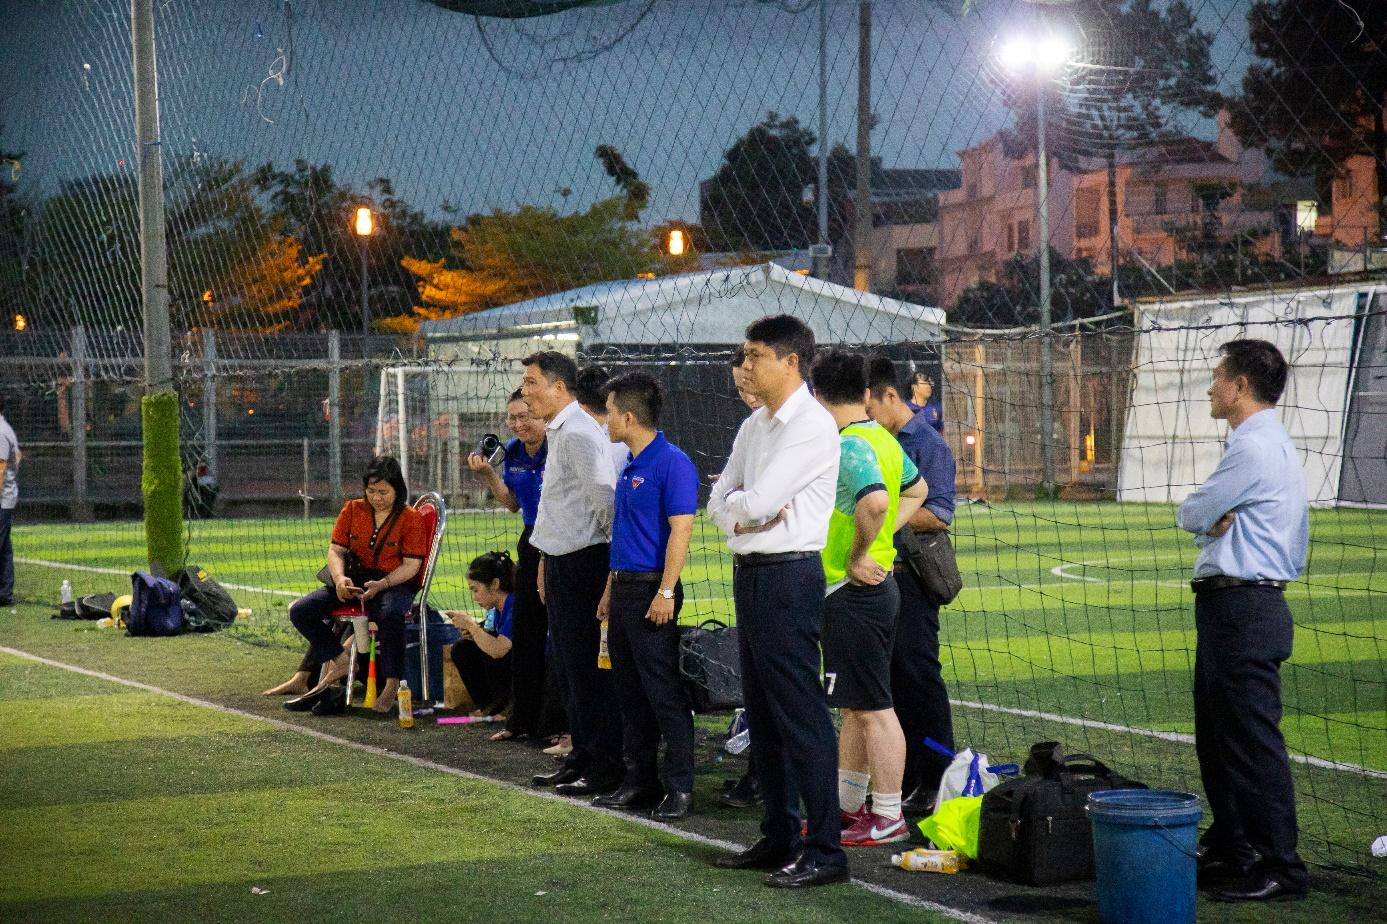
top-left (6, 499), bottom-right (1386, 918)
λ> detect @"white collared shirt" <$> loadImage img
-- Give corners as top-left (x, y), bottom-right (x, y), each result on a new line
top-left (530, 399), bottom-right (615, 556)
top-left (707, 382), bottom-right (839, 553)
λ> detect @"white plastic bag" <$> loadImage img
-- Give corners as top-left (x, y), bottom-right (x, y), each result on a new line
top-left (934, 748), bottom-right (1006, 806)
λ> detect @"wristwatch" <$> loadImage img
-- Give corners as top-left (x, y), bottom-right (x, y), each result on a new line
top-left (657, 588), bottom-right (675, 600)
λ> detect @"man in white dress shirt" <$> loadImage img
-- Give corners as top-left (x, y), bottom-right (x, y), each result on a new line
top-left (708, 315), bottom-right (848, 889)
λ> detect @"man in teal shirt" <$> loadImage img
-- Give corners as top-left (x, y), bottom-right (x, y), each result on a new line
top-left (811, 350), bottom-right (926, 848)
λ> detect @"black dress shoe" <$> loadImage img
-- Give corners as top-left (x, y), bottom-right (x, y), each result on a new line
top-left (714, 838), bottom-right (797, 870)
top-left (310, 686), bottom-right (348, 716)
top-left (901, 783), bottom-right (936, 816)
top-left (1196, 857), bottom-right (1254, 888)
top-left (652, 791), bottom-right (694, 820)
top-left (718, 774), bottom-right (761, 808)
top-left (531, 766), bottom-right (583, 788)
top-left (1212, 874), bottom-right (1306, 903)
top-left (554, 775), bottom-right (621, 797)
top-left (284, 685), bottom-right (334, 712)
top-left (766, 855), bottom-right (851, 889)
top-left (592, 782), bottom-right (661, 809)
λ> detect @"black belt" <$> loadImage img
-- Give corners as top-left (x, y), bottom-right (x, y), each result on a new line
top-left (734, 551), bottom-right (818, 568)
top-left (611, 570), bottom-right (662, 584)
top-left (1190, 575), bottom-right (1288, 594)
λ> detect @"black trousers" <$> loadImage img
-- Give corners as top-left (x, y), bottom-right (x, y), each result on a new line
top-left (507, 526), bottom-right (548, 735)
top-left (1194, 585), bottom-right (1307, 889)
top-left (734, 555), bottom-right (845, 869)
top-left (891, 566), bottom-right (954, 797)
top-left (451, 637), bottom-right (513, 715)
top-left (608, 578), bottom-right (695, 793)
top-left (543, 543), bottom-right (623, 780)
top-left (289, 585), bottom-right (414, 680)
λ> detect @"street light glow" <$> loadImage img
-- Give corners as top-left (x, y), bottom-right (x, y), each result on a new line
top-left (998, 33), bottom-right (1074, 74)
top-left (667, 228), bottom-right (687, 256)
top-left (354, 206), bottom-right (374, 237)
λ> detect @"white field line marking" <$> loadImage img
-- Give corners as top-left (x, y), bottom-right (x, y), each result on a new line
top-left (0, 645), bottom-right (995, 924)
top-left (949, 698), bottom-right (1387, 780)
top-left (17, 556), bottom-right (301, 599)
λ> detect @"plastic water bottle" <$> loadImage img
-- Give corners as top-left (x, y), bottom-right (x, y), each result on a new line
top-left (597, 621), bottom-right (612, 670)
top-left (891, 848), bottom-right (967, 874)
top-left (60, 580), bottom-right (74, 605)
top-left (397, 681), bottom-right (414, 728)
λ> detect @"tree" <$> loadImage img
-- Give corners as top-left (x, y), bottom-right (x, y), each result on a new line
top-left (34, 157), bottom-right (322, 333)
top-left (701, 112), bottom-right (819, 252)
top-left (401, 146), bottom-right (660, 324)
top-left (998, 0), bottom-right (1222, 297)
top-left (953, 250), bottom-right (1112, 328)
top-left (0, 135), bottom-right (32, 327)
top-left (1230, 0), bottom-right (1387, 238)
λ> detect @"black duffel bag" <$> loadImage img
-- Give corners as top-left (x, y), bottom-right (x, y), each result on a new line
top-left (172, 564), bottom-right (239, 632)
top-left (677, 619), bottom-right (743, 712)
top-left (977, 741), bottom-right (1147, 885)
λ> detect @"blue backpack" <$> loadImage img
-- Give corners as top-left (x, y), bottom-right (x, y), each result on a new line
top-left (127, 571), bottom-right (185, 637)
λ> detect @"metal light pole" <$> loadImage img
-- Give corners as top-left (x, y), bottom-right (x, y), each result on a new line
top-left (999, 31), bottom-right (1072, 497)
top-left (1036, 88), bottom-right (1055, 496)
top-left (354, 206), bottom-right (373, 361)
top-left (813, 0), bottom-right (830, 280)
top-left (853, 0), bottom-right (873, 292)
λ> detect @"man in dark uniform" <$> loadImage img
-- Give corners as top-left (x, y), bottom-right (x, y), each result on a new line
top-left (1177, 339), bottom-right (1309, 903)
top-left (865, 357), bottom-right (958, 814)
top-left (708, 315), bottom-right (847, 889)
top-left (594, 372), bottom-right (700, 820)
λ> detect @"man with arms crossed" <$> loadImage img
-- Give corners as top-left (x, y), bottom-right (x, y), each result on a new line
top-left (864, 356), bottom-right (958, 813)
top-left (1177, 339), bottom-right (1308, 903)
top-left (522, 351), bottom-right (623, 797)
top-left (812, 350), bottom-right (926, 847)
top-left (595, 372), bottom-right (699, 820)
top-left (708, 315), bottom-right (846, 888)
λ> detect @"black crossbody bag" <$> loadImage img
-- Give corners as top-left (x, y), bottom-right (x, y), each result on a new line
top-left (317, 508), bottom-right (398, 588)
top-left (896, 527), bottom-right (963, 607)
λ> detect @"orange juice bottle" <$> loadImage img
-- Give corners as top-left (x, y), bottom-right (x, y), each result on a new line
top-left (397, 681), bottom-right (414, 728)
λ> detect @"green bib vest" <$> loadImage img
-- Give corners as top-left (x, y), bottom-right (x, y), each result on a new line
top-left (822, 421), bottom-right (907, 587)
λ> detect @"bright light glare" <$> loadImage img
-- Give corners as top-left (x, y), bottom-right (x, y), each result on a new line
top-left (354, 207), bottom-right (373, 236)
top-left (998, 33), bottom-right (1073, 74)
top-left (667, 228), bottom-right (687, 256)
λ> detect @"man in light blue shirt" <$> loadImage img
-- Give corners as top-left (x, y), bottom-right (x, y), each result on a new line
top-left (1177, 339), bottom-right (1308, 903)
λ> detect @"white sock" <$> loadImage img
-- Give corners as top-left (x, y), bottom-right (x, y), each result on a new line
top-left (838, 770), bottom-right (870, 813)
top-left (871, 790), bottom-right (902, 821)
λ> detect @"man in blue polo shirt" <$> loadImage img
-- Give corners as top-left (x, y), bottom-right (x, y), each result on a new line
top-left (865, 357), bottom-right (958, 814)
top-left (468, 388), bottom-right (550, 741)
top-left (595, 372), bottom-right (700, 821)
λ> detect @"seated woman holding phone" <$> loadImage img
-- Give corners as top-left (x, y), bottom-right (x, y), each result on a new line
top-left (286, 455), bottom-right (427, 714)
top-left (447, 551), bottom-right (516, 726)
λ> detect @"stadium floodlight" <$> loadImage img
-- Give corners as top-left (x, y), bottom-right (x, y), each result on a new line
top-left (13, 312), bottom-right (27, 332)
top-left (998, 32), bottom-right (1074, 75)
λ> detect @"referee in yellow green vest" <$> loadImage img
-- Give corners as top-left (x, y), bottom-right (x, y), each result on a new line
top-left (811, 350), bottom-right (927, 848)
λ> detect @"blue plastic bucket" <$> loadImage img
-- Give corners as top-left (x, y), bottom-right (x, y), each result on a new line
top-left (1087, 790), bottom-right (1202, 924)
top-left (403, 614), bottom-right (461, 705)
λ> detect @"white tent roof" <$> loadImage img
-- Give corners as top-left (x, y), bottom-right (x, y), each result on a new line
top-left (419, 262), bottom-right (945, 346)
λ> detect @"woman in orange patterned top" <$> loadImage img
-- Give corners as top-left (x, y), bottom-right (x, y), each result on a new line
top-left (288, 456), bottom-right (427, 713)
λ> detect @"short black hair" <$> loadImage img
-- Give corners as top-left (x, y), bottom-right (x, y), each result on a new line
top-left (467, 550), bottom-right (515, 593)
top-left (745, 314), bottom-right (815, 377)
top-left (574, 365), bottom-right (610, 410)
top-left (363, 455), bottom-right (408, 512)
top-left (509, 388), bottom-right (524, 403)
top-left (866, 356), bottom-right (904, 400)
top-left (606, 371), bottom-right (663, 428)
top-left (811, 349), bottom-right (867, 405)
top-left (1219, 339), bottom-right (1288, 405)
top-left (521, 351), bottom-right (578, 391)
top-left (730, 347), bottom-right (746, 369)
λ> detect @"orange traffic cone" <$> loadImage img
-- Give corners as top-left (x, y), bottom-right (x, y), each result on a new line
top-left (362, 632), bottom-right (378, 709)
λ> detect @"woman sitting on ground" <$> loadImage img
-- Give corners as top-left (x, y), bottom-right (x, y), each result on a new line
top-left (286, 455), bottom-right (427, 714)
top-left (447, 551), bottom-right (515, 729)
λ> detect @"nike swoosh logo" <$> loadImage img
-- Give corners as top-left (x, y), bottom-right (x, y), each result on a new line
top-left (869, 824), bottom-right (902, 839)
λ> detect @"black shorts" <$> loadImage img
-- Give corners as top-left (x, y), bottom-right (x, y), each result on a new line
top-left (821, 576), bottom-right (900, 710)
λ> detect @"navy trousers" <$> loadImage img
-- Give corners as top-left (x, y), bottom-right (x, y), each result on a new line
top-left (507, 526), bottom-right (548, 736)
top-left (544, 543), bottom-right (623, 781)
top-left (0, 507), bottom-right (12, 604)
top-left (734, 555), bottom-right (845, 869)
top-left (1194, 585), bottom-right (1307, 890)
top-left (608, 578), bottom-right (694, 793)
top-left (891, 565), bottom-right (954, 797)
top-left (289, 585), bottom-right (414, 680)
